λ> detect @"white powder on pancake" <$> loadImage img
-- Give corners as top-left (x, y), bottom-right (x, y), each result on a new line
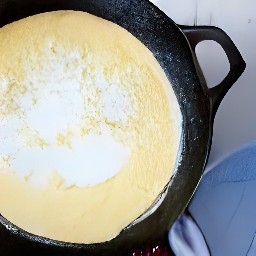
top-left (3, 131), bottom-right (130, 188)
top-left (0, 48), bottom-right (134, 188)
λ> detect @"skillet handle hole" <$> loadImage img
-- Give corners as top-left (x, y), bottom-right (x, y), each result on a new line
top-left (195, 40), bottom-right (229, 89)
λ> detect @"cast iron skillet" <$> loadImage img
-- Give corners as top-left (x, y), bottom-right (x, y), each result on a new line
top-left (0, 0), bottom-right (246, 255)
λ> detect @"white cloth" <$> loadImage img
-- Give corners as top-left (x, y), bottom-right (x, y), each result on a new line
top-left (169, 213), bottom-right (210, 256)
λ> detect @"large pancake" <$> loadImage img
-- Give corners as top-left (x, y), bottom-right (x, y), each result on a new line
top-left (0, 11), bottom-right (181, 243)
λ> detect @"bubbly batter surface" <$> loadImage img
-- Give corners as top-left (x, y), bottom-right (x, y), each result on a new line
top-left (0, 11), bottom-right (181, 243)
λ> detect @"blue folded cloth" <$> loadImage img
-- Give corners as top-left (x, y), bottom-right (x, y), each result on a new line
top-left (169, 142), bottom-right (256, 256)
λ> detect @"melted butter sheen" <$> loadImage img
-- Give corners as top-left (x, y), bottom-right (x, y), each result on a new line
top-left (0, 11), bottom-right (181, 243)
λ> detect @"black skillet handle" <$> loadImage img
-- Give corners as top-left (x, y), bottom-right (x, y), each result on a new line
top-left (179, 25), bottom-right (246, 116)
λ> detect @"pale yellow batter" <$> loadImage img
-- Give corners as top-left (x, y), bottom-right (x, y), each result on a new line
top-left (0, 11), bottom-right (181, 243)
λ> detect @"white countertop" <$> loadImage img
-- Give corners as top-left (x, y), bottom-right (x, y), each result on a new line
top-left (150, 0), bottom-right (256, 169)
